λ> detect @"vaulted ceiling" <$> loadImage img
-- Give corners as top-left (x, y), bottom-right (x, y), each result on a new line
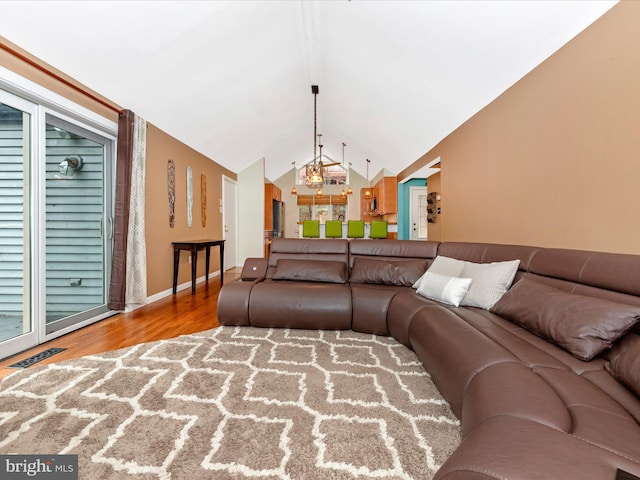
top-left (0, 1), bottom-right (616, 180)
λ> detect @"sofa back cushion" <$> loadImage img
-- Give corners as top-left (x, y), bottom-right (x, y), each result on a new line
top-left (268, 238), bottom-right (349, 278)
top-left (491, 278), bottom-right (640, 361)
top-left (459, 259), bottom-right (520, 310)
top-left (348, 239), bottom-right (439, 267)
top-left (416, 272), bottom-right (472, 307)
top-left (528, 248), bottom-right (640, 297)
top-left (436, 242), bottom-right (539, 272)
top-left (413, 255), bottom-right (520, 310)
top-left (272, 259), bottom-right (347, 284)
top-left (528, 248), bottom-right (640, 335)
top-left (606, 334), bottom-right (640, 397)
top-left (349, 257), bottom-right (428, 286)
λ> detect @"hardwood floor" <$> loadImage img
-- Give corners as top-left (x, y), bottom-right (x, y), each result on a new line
top-left (0, 269), bottom-right (240, 382)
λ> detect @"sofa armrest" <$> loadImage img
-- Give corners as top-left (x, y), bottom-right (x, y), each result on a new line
top-left (217, 278), bottom-right (262, 326)
top-left (241, 257), bottom-right (268, 281)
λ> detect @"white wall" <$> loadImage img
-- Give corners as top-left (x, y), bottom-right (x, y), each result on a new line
top-left (238, 157), bottom-right (265, 262)
top-left (370, 168), bottom-right (395, 185)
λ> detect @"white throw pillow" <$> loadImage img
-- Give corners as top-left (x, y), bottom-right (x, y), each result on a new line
top-left (416, 271), bottom-right (472, 307)
top-left (412, 256), bottom-right (466, 289)
top-left (459, 259), bottom-right (520, 309)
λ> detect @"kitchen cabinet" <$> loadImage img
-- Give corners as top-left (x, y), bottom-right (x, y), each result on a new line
top-left (360, 176), bottom-right (397, 220)
top-left (264, 183), bottom-right (282, 231)
top-left (360, 188), bottom-right (374, 223)
top-left (373, 176), bottom-right (397, 215)
top-left (264, 183), bottom-right (283, 256)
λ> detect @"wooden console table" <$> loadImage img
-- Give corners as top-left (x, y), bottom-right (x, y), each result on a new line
top-left (172, 239), bottom-right (225, 295)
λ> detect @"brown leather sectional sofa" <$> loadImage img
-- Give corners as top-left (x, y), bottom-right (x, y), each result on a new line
top-left (217, 238), bottom-right (640, 480)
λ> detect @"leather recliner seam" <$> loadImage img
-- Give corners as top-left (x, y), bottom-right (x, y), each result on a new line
top-left (437, 466), bottom-right (508, 480)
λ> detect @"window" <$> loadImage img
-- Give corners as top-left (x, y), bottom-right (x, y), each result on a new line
top-left (297, 162), bottom-right (349, 186)
top-left (297, 194), bottom-right (348, 222)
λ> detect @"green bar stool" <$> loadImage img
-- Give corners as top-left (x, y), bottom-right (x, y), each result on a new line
top-left (325, 220), bottom-right (343, 238)
top-left (302, 220), bottom-right (320, 238)
top-left (347, 220), bottom-right (365, 239)
top-left (370, 220), bottom-right (388, 239)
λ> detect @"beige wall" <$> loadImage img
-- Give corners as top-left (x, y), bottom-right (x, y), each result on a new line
top-left (145, 125), bottom-right (235, 295)
top-left (426, 172), bottom-right (442, 241)
top-left (1, 38), bottom-right (236, 297)
top-left (399, 1), bottom-right (640, 255)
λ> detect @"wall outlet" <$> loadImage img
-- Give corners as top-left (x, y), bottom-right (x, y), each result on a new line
top-left (188, 255), bottom-right (192, 264)
top-left (70, 278), bottom-right (82, 286)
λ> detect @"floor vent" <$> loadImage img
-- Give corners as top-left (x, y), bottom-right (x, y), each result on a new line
top-left (7, 348), bottom-right (67, 369)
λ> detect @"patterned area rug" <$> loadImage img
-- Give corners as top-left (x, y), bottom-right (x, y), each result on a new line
top-left (0, 327), bottom-right (461, 479)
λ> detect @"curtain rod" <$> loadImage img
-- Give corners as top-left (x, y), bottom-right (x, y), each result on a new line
top-left (0, 41), bottom-right (122, 115)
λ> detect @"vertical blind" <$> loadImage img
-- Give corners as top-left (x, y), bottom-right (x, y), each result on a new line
top-left (297, 194), bottom-right (347, 206)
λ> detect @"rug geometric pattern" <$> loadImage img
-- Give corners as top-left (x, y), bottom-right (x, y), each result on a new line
top-left (0, 327), bottom-right (461, 479)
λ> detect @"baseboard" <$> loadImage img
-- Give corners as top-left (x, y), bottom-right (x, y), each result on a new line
top-left (126, 270), bottom-right (221, 312)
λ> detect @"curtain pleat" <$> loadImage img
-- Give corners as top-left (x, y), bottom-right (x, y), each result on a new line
top-left (125, 115), bottom-right (147, 306)
top-left (108, 110), bottom-right (134, 310)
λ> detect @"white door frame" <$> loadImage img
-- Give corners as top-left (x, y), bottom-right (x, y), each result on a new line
top-left (222, 175), bottom-right (238, 269)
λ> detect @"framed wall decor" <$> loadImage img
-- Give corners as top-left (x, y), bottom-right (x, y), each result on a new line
top-left (168, 159), bottom-right (175, 227)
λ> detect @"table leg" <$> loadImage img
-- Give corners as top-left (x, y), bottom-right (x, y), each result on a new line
top-left (172, 247), bottom-right (180, 294)
top-left (220, 242), bottom-right (224, 285)
top-left (191, 247), bottom-right (197, 295)
top-left (205, 246), bottom-right (211, 281)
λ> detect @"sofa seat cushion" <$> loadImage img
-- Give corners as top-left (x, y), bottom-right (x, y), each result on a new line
top-left (387, 291), bottom-right (441, 348)
top-left (434, 416), bottom-right (640, 480)
top-left (248, 281), bottom-right (352, 329)
top-left (449, 307), bottom-right (601, 373)
top-left (461, 362), bottom-right (572, 436)
top-left (408, 304), bottom-right (520, 417)
top-left (569, 404), bottom-right (640, 462)
top-left (582, 368), bottom-right (640, 424)
top-left (532, 367), bottom-right (640, 459)
top-left (491, 278), bottom-right (640, 360)
top-left (350, 284), bottom-right (410, 336)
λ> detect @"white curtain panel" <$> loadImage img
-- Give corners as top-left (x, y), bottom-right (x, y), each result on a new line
top-left (125, 114), bottom-right (147, 306)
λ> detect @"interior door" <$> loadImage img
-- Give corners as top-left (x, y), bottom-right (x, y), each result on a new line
top-left (410, 186), bottom-right (428, 240)
top-left (222, 175), bottom-right (238, 268)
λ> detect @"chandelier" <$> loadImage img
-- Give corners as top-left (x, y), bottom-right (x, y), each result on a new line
top-left (340, 142), bottom-right (353, 197)
top-left (306, 85), bottom-right (324, 188)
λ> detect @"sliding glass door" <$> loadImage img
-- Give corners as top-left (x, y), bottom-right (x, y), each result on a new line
top-left (0, 83), bottom-right (116, 360)
top-left (44, 116), bottom-right (113, 335)
top-left (0, 92), bottom-right (37, 357)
